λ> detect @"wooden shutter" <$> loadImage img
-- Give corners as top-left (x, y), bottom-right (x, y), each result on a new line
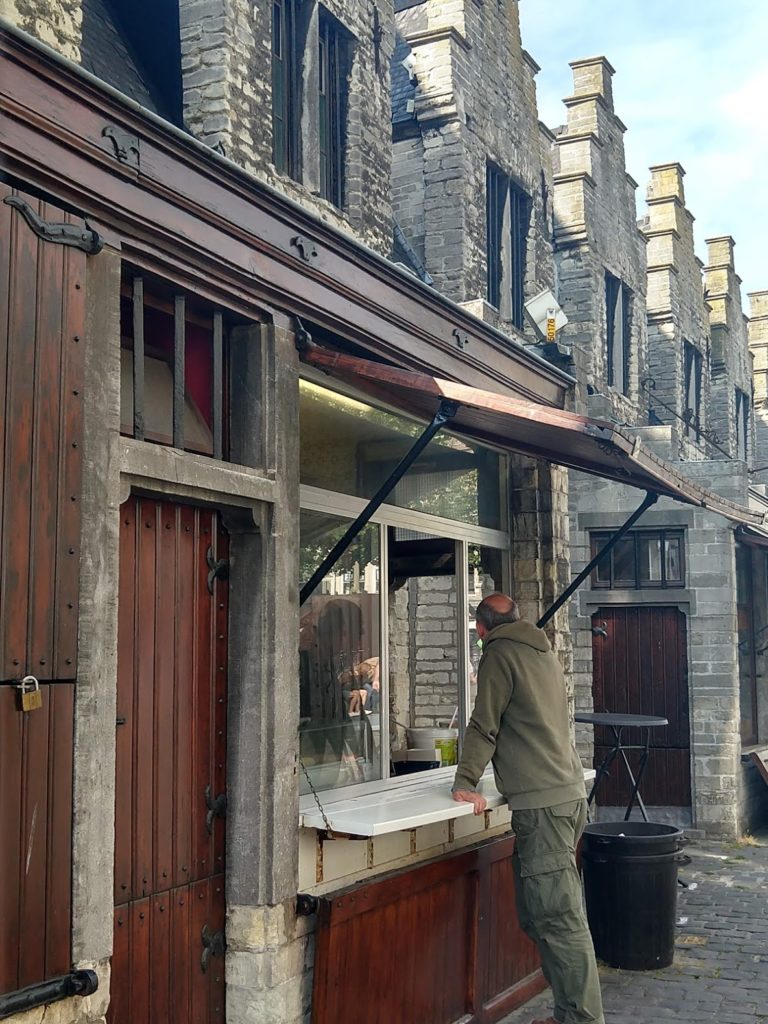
top-left (0, 184), bottom-right (86, 681)
top-left (0, 683), bottom-right (75, 994)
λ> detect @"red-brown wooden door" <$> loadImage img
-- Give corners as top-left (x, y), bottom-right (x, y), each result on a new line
top-left (591, 606), bottom-right (691, 807)
top-left (109, 498), bottom-right (228, 1024)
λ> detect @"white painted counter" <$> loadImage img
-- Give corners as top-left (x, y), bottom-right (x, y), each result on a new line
top-left (299, 768), bottom-right (596, 837)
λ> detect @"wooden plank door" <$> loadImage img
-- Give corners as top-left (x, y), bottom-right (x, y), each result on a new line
top-left (0, 182), bottom-right (86, 680)
top-left (109, 497), bottom-right (228, 1024)
top-left (0, 684), bottom-right (74, 996)
top-left (591, 606), bottom-right (691, 807)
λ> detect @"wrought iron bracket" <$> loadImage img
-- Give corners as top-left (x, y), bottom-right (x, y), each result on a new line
top-left (291, 234), bottom-right (319, 265)
top-left (537, 490), bottom-right (659, 629)
top-left (300, 397), bottom-right (459, 606)
top-left (201, 925), bottom-right (226, 974)
top-left (204, 784), bottom-right (227, 834)
top-left (101, 125), bottom-right (140, 169)
top-left (3, 196), bottom-right (103, 255)
top-left (206, 546), bottom-right (229, 594)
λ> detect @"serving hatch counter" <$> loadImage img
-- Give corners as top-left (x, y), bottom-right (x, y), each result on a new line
top-left (299, 765), bottom-right (597, 836)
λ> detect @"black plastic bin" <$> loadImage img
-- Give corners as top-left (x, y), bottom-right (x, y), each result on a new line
top-left (581, 822), bottom-right (688, 970)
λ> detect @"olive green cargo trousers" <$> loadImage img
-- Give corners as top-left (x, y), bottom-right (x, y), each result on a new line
top-left (511, 799), bottom-right (604, 1024)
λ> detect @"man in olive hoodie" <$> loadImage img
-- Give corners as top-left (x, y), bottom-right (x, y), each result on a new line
top-left (452, 593), bottom-right (603, 1024)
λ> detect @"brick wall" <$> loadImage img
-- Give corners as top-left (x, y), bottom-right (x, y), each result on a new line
top-left (178, 0), bottom-right (395, 254)
top-left (644, 163), bottom-right (712, 457)
top-left (1, 0), bottom-right (81, 59)
top-left (392, 0), bottom-right (555, 333)
top-left (552, 56), bottom-right (648, 421)
top-left (704, 237), bottom-right (754, 461)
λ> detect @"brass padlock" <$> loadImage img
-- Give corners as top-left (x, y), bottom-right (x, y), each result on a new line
top-left (18, 675), bottom-right (43, 713)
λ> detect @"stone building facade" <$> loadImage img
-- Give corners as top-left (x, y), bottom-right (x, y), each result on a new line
top-left (554, 79), bottom-right (768, 837)
top-left (1, 4), bottom-right (767, 1024)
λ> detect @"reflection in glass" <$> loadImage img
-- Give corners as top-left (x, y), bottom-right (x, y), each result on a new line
top-left (299, 512), bottom-right (381, 793)
top-left (467, 546), bottom-right (506, 714)
top-left (612, 538), bottom-right (635, 583)
top-left (665, 536), bottom-right (682, 582)
top-left (300, 379), bottom-right (504, 529)
top-left (638, 535), bottom-right (662, 583)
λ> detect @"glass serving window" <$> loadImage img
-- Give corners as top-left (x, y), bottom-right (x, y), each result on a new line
top-left (299, 378), bottom-right (505, 530)
top-left (590, 529), bottom-right (685, 590)
top-left (299, 513), bottom-right (382, 794)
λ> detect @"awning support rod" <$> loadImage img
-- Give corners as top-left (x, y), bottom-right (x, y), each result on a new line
top-left (300, 399), bottom-right (459, 607)
top-left (537, 490), bottom-right (658, 629)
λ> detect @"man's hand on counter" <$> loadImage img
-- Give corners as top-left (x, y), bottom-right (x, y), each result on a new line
top-left (452, 789), bottom-right (488, 815)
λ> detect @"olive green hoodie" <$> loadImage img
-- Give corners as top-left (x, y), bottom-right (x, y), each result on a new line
top-left (453, 619), bottom-right (585, 810)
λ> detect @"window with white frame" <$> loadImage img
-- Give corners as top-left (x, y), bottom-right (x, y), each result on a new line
top-left (298, 378), bottom-right (509, 794)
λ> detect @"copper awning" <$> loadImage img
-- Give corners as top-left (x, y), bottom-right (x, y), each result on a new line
top-left (301, 343), bottom-right (764, 526)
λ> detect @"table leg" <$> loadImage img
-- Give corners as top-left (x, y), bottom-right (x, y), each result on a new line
top-left (622, 727), bottom-right (651, 822)
top-left (587, 734), bottom-right (620, 808)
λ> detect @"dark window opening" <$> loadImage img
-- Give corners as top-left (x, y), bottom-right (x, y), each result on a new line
top-left (120, 272), bottom-right (230, 460)
top-left (590, 529), bottom-right (685, 590)
top-left (81, 0), bottom-right (183, 125)
top-left (486, 162), bottom-right (505, 310)
top-left (683, 339), bottom-right (703, 438)
top-left (736, 544), bottom-right (758, 745)
top-left (509, 182), bottom-right (530, 329)
top-left (272, 0), bottom-right (300, 177)
top-left (605, 271), bottom-right (632, 394)
top-left (736, 387), bottom-right (750, 462)
top-left (318, 10), bottom-right (350, 208)
top-left (485, 163), bottom-right (530, 328)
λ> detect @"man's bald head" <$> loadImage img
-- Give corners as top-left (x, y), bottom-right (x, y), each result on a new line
top-left (475, 593), bottom-right (520, 634)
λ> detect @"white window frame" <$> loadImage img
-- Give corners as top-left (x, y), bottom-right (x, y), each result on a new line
top-left (299, 485), bottom-right (511, 803)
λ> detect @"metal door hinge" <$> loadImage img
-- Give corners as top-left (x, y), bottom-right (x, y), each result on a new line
top-left (206, 546), bottom-right (229, 594)
top-left (204, 784), bottom-right (227, 834)
top-left (201, 925), bottom-right (225, 973)
top-left (4, 196), bottom-right (103, 255)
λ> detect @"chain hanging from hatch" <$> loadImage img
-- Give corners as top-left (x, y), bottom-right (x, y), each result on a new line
top-left (299, 757), bottom-right (335, 838)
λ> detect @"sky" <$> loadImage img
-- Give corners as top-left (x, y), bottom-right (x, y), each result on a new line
top-left (518, 0), bottom-right (767, 304)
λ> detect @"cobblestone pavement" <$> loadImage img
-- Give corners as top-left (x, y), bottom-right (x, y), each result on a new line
top-left (500, 830), bottom-right (768, 1024)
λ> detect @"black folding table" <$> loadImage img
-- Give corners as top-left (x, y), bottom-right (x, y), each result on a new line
top-left (575, 712), bottom-right (669, 822)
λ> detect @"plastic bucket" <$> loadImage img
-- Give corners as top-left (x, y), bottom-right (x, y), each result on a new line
top-left (406, 727), bottom-right (458, 766)
top-left (582, 822), bottom-right (688, 970)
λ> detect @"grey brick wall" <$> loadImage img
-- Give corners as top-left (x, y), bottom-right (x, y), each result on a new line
top-left (704, 237), bottom-right (754, 462)
top-left (179, 0), bottom-right (395, 254)
top-left (643, 163), bottom-right (712, 457)
top-left (1, 0), bottom-right (82, 59)
top-left (552, 56), bottom-right (648, 422)
top-left (392, 0), bottom-right (555, 336)
top-left (749, 292), bottom-right (768, 481)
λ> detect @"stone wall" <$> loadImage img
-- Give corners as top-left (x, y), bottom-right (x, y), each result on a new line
top-left (179, 0), bottom-right (395, 254)
top-left (392, 0), bottom-right (555, 331)
top-left (749, 291), bottom-right (768, 482)
top-left (552, 56), bottom-right (648, 422)
top-left (643, 163), bottom-right (712, 457)
top-left (0, 0), bottom-right (81, 59)
top-left (703, 236), bottom-right (754, 461)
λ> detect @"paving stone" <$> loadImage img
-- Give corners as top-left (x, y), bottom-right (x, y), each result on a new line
top-left (499, 832), bottom-right (768, 1024)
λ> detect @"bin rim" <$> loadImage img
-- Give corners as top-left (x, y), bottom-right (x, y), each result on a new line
top-left (583, 821), bottom-right (684, 844)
